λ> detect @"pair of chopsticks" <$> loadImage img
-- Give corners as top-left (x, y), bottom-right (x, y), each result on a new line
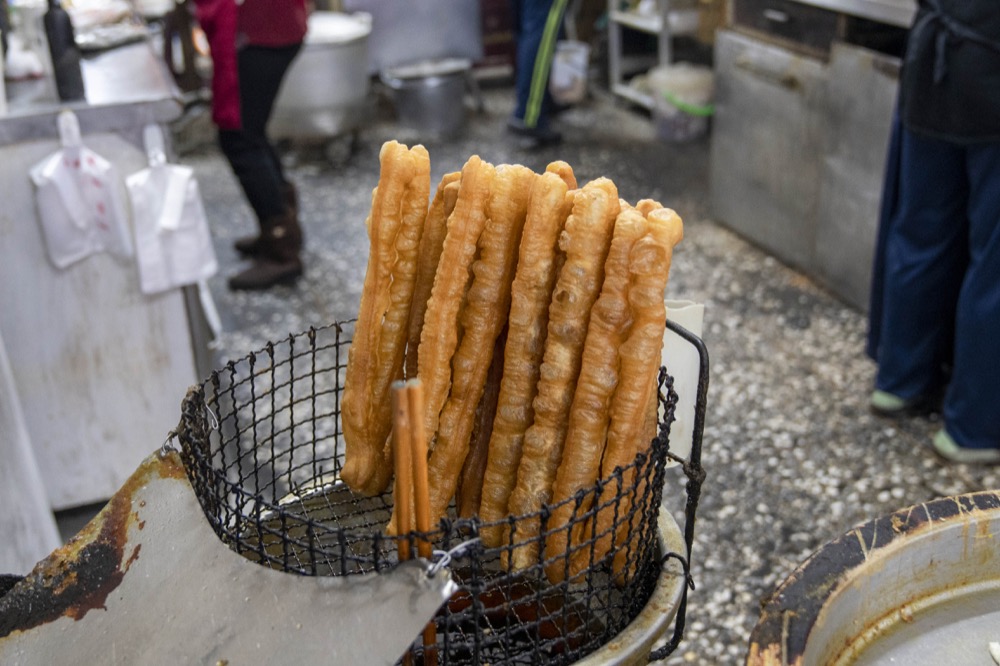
top-left (391, 379), bottom-right (436, 666)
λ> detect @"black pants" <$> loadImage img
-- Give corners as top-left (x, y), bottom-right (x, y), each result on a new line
top-left (218, 43), bottom-right (301, 224)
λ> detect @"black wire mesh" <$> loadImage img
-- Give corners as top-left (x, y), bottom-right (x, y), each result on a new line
top-left (175, 319), bottom-right (706, 665)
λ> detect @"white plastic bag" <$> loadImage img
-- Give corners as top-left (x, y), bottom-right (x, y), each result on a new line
top-left (126, 124), bottom-right (217, 295)
top-left (549, 40), bottom-right (590, 105)
top-left (30, 110), bottom-right (134, 269)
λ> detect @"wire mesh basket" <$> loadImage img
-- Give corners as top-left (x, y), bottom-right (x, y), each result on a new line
top-left (175, 319), bottom-right (707, 665)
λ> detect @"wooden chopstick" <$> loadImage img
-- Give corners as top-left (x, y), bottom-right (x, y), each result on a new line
top-left (392, 382), bottom-right (414, 560)
top-left (393, 380), bottom-right (439, 665)
top-left (407, 380), bottom-right (431, 550)
top-left (405, 380), bottom-right (437, 666)
top-left (391, 381), bottom-right (414, 666)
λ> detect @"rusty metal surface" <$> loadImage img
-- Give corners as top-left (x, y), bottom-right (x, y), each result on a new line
top-left (0, 450), bottom-right (185, 639)
top-left (747, 491), bottom-right (1000, 665)
top-left (0, 449), bottom-right (456, 665)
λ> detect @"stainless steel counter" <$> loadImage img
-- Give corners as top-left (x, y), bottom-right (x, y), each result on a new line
top-left (1, 39), bottom-right (181, 147)
top-left (710, 29), bottom-right (901, 311)
top-left (791, 0), bottom-right (916, 28)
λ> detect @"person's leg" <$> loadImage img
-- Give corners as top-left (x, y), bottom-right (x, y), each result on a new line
top-left (229, 44), bottom-right (301, 223)
top-left (510, 0), bottom-right (566, 140)
top-left (866, 110), bottom-right (903, 361)
top-left (875, 127), bottom-right (968, 403)
top-left (521, 0), bottom-right (567, 129)
top-left (511, 0), bottom-right (541, 124)
top-left (226, 44), bottom-right (304, 289)
top-left (941, 141), bottom-right (1000, 450)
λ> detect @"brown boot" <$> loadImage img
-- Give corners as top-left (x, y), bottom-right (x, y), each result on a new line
top-left (227, 257), bottom-right (303, 290)
top-left (228, 209), bottom-right (304, 290)
top-left (233, 182), bottom-right (299, 257)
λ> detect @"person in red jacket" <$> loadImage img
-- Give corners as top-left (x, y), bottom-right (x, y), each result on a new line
top-left (196, 0), bottom-right (307, 290)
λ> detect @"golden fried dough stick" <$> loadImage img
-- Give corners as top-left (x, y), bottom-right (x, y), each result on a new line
top-left (456, 327), bottom-right (507, 518)
top-left (505, 178), bottom-right (620, 570)
top-left (542, 207), bottom-right (649, 581)
top-left (545, 160), bottom-right (577, 190)
top-left (363, 145), bottom-right (431, 494)
top-left (386, 158), bottom-right (497, 536)
top-left (342, 141), bottom-right (419, 495)
top-left (635, 198), bottom-right (663, 217)
top-left (422, 164), bottom-right (537, 528)
top-left (611, 382), bottom-right (660, 584)
top-left (417, 156), bottom-right (495, 453)
top-left (549, 201), bottom-right (665, 577)
top-left (478, 172), bottom-right (574, 548)
top-left (568, 207), bottom-right (683, 577)
top-left (405, 172), bottom-right (462, 379)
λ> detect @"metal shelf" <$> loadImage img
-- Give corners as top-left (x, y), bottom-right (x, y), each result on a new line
top-left (607, 1), bottom-right (702, 109)
top-left (610, 9), bottom-right (663, 33)
top-left (611, 82), bottom-right (655, 109)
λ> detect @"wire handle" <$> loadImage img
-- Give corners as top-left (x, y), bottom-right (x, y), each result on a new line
top-left (426, 538), bottom-right (482, 578)
top-left (648, 319), bottom-right (709, 663)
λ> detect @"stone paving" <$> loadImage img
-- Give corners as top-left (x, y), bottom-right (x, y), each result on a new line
top-left (181, 83), bottom-right (1000, 665)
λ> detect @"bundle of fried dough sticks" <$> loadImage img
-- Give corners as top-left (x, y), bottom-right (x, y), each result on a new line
top-left (342, 141), bottom-right (683, 582)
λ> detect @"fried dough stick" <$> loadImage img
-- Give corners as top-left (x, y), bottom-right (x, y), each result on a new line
top-left (478, 172), bottom-right (574, 547)
top-left (545, 160), bottom-right (577, 190)
top-left (342, 141), bottom-right (423, 495)
top-left (505, 178), bottom-right (620, 570)
top-left (570, 207), bottom-right (683, 579)
top-left (417, 156), bottom-right (495, 452)
top-left (420, 164), bottom-right (537, 528)
top-left (635, 198), bottom-right (662, 217)
top-left (405, 172), bottom-right (462, 379)
top-left (366, 146), bottom-right (431, 491)
top-left (610, 383), bottom-right (660, 585)
top-left (607, 201), bottom-right (671, 581)
top-left (386, 158), bottom-right (496, 535)
top-left (542, 207), bottom-right (649, 582)
top-left (456, 327), bottom-right (507, 518)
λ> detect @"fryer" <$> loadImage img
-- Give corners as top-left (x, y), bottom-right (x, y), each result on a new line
top-left (0, 318), bottom-right (708, 665)
top-left (176, 318), bottom-right (707, 664)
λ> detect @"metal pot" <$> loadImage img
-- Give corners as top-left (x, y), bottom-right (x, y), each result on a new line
top-left (748, 491), bottom-right (1000, 665)
top-left (269, 11), bottom-right (372, 141)
top-left (379, 58), bottom-right (471, 139)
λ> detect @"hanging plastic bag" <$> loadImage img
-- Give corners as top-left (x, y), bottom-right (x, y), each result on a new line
top-left (30, 110), bottom-right (134, 269)
top-left (126, 124), bottom-right (218, 295)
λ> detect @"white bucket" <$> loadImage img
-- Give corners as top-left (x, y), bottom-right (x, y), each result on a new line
top-left (647, 63), bottom-right (714, 142)
top-left (549, 40), bottom-right (590, 105)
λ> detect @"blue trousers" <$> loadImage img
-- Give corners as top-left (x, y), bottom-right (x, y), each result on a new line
top-left (511, 0), bottom-right (566, 129)
top-left (872, 124), bottom-right (1000, 449)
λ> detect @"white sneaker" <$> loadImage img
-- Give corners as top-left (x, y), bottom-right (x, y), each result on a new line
top-left (931, 429), bottom-right (1000, 464)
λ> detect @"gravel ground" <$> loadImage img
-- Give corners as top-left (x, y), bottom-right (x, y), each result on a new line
top-left (178, 81), bottom-right (1000, 665)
